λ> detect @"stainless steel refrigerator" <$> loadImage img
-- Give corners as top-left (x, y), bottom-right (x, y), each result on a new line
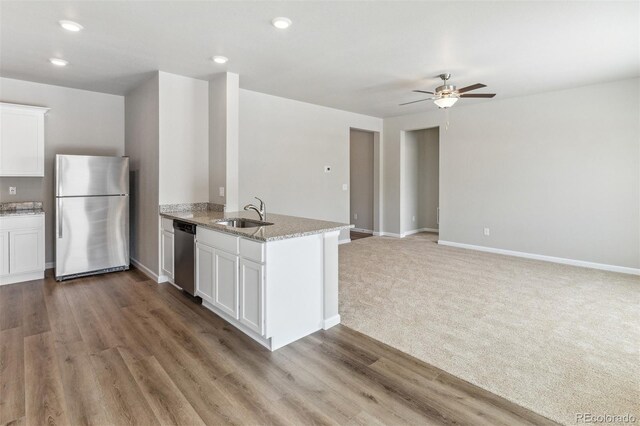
top-left (55, 154), bottom-right (129, 281)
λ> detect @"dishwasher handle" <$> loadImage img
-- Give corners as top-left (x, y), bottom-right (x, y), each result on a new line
top-left (173, 220), bottom-right (196, 234)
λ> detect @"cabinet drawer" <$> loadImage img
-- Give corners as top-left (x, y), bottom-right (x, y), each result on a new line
top-left (197, 227), bottom-right (239, 254)
top-left (240, 238), bottom-right (265, 263)
top-left (161, 217), bottom-right (174, 233)
top-left (0, 214), bottom-right (44, 231)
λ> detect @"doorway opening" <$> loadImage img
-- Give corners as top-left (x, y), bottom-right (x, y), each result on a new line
top-left (401, 127), bottom-right (440, 237)
top-left (349, 129), bottom-right (376, 241)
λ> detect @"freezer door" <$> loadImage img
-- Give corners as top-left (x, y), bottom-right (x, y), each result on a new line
top-left (56, 195), bottom-right (129, 279)
top-left (56, 155), bottom-right (129, 197)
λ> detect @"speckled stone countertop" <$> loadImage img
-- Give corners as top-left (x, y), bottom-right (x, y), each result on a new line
top-left (0, 202), bottom-right (45, 217)
top-left (160, 210), bottom-right (352, 242)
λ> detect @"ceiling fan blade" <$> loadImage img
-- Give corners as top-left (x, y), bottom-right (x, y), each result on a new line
top-left (399, 98), bottom-right (435, 106)
top-left (412, 90), bottom-right (434, 94)
top-left (460, 93), bottom-right (496, 98)
top-left (457, 83), bottom-right (486, 93)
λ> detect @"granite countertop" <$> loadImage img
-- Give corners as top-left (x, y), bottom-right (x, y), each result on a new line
top-left (0, 202), bottom-right (44, 217)
top-left (0, 208), bottom-right (45, 217)
top-left (160, 210), bottom-right (352, 242)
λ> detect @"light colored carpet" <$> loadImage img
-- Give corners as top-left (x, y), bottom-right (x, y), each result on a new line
top-left (339, 232), bottom-right (640, 425)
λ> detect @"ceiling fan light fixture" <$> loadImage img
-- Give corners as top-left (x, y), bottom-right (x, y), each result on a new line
top-left (272, 17), bottom-right (292, 29)
top-left (434, 96), bottom-right (459, 109)
top-left (59, 20), bottom-right (83, 32)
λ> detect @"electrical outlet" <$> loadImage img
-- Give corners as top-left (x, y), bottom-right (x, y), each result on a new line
top-left (484, 227), bottom-right (490, 236)
top-left (9, 187), bottom-right (16, 195)
top-left (219, 187), bottom-right (225, 197)
top-left (324, 166), bottom-right (331, 173)
top-left (354, 213), bottom-right (358, 220)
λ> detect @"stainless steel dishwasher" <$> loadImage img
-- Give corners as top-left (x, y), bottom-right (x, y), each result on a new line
top-left (173, 220), bottom-right (196, 296)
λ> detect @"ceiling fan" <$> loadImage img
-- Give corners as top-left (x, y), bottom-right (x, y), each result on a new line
top-left (400, 73), bottom-right (496, 108)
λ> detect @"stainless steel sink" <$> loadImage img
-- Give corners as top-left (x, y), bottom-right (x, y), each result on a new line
top-left (215, 218), bottom-right (274, 228)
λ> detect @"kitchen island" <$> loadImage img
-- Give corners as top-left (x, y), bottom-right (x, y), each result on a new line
top-left (159, 209), bottom-right (352, 350)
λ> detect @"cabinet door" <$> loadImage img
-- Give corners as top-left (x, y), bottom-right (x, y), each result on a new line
top-left (213, 249), bottom-right (239, 319)
top-left (196, 242), bottom-right (214, 303)
top-left (10, 228), bottom-right (43, 274)
top-left (239, 259), bottom-right (265, 335)
top-left (0, 231), bottom-right (8, 276)
top-left (0, 106), bottom-right (45, 176)
top-left (161, 230), bottom-right (174, 279)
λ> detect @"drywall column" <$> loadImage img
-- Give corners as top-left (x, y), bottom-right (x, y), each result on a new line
top-left (158, 72), bottom-right (209, 205)
top-left (125, 74), bottom-right (160, 275)
top-left (209, 72), bottom-right (240, 211)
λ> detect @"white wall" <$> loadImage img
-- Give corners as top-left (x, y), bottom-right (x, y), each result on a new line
top-left (0, 77), bottom-right (124, 264)
top-left (158, 71), bottom-right (209, 204)
top-left (350, 129), bottom-right (374, 231)
top-left (384, 78), bottom-right (640, 269)
top-left (125, 74), bottom-right (159, 273)
top-left (238, 89), bottom-right (382, 237)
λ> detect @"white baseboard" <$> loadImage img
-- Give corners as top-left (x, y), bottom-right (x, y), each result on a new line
top-left (323, 314), bottom-right (341, 330)
top-left (351, 228), bottom-right (374, 234)
top-left (339, 238), bottom-right (351, 245)
top-left (402, 227), bottom-right (439, 237)
top-left (375, 231), bottom-right (402, 238)
top-left (437, 240), bottom-right (640, 276)
top-left (0, 271), bottom-right (44, 286)
top-left (130, 258), bottom-right (162, 282)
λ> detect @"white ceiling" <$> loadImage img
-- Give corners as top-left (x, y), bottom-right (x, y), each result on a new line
top-left (1, 1), bottom-right (638, 118)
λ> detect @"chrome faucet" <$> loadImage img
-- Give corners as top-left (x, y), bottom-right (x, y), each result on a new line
top-left (243, 197), bottom-right (266, 221)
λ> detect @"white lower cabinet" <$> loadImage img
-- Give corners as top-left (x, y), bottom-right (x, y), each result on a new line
top-left (212, 249), bottom-right (239, 319)
top-left (0, 214), bottom-right (45, 285)
top-left (239, 258), bottom-right (264, 335)
top-left (161, 230), bottom-right (174, 279)
top-left (160, 218), bottom-right (174, 281)
top-left (196, 227), bottom-right (264, 336)
top-left (194, 226), bottom-right (330, 351)
top-left (10, 228), bottom-right (42, 274)
top-left (0, 231), bottom-right (8, 276)
top-left (196, 242), bottom-right (215, 302)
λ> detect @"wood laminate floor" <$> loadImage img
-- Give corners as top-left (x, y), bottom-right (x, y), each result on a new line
top-left (0, 269), bottom-right (556, 426)
top-left (350, 231), bottom-right (373, 241)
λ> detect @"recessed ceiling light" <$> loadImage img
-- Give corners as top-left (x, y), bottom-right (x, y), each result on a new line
top-left (271, 17), bottom-right (292, 29)
top-left (59, 20), bottom-right (83, 32)
top-left (212, 56), bottom-right (228, 64)
top-left (49, 58), bottom-right (69, 67)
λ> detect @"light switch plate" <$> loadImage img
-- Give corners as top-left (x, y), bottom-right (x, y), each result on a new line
top-left (484, 227), bottom-right (490, 236)
top-left (342, 183), bottom-right (348, 191)
top-left (219, 187), bottom-right (225, 197)
top-left (9, 187), bottom-right (16, 195)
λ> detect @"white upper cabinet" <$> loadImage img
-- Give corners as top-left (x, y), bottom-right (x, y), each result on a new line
top-left (0, 103), bottom-right (49, 177)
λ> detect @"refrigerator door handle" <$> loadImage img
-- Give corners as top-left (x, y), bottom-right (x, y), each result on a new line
top-left (58, 198), bottom-right (63, 238)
